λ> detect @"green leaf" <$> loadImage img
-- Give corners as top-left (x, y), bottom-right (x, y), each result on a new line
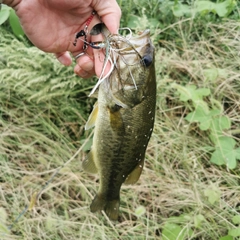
top-left (208, 114), bottom-right (231, 144)
top-left (9, 8), bottom-right (24, 38)
top-left (210, 148), bottom-right (227, 166)
top-left (185, 105), bottom-right (210, 130)
top-left (172, 3), bottom-right (191, 17)
top-left (219, 136), bottom-right (236, 148)
top-left (194, 1), bottom-right (215, 15)
top-left (214, 0), bottom-right (236, 17)
top-left (80, 138), bottom-right (93, 152)
top-left (232, 215), bottom-right (240, 225)
top-left (194, 0), bottom-right (236, 17)
top-left (203, 68), bottom-right (219, 82)
top-left (228, 228), bottom-right (240, 237)
top-left (0, 5), bottom-right (10, 25)
top-left (162, 223), bottom-right (182, 240)
top-left (211, 115), bottom-right (231, 132)
top-left (195, 88), bottom-right (211, 99)
top-left (127, 15), bottom-right (140, 29)
top-left (162, 223), bottom-right (193, 240)
top-left (147, 18), bottom-right (161, 29)
top-left (172, 84), bottom-right (195, 102)
top-left (221, 150), bottom-right (236, 169)
top-left (204, 188), bottom-right (220, 204)
top-left (135, 206), bottom-right (146, 217)
top-left (219, 236), bottom-right (234, 240)
top-left (227, 150), bottom-right (238, 169)
top-left (194, 214), bottom-right (205, 228)
top-left (203, 68), bottom-right (228, 82)
top-left (235, 148), bottom-right (240, 160)
top-left (210, 138), bottom-right (238, 169)
top-left (185, 106), bottom-right (226, 132)
top-left (209, 108), bottom-right (222, 117)
top-left (172, 84), bottom-right (210, 105)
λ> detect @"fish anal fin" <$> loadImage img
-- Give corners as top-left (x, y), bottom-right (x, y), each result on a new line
top-left (85, 102), bottom-right (99, 130)
top-left (90, 194), bottom-right (120, 221)
top-left (82, 150), bottom-right (98, 174)
top-left (124, 159), bottom-right (144, 185)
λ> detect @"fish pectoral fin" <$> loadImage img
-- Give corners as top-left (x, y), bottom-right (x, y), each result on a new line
top-left (109, 109), bottom-right (124, 134)
top-left (124, 159), bottom-right (144, 185)
top-left (85, 102), bottom-right (99, 130)
top-left (113, 97), bottom-right (128, 108)
top-left (82, 150), bottom-right (98, 174)
top-left (90, 194), bottom-right (120, 221)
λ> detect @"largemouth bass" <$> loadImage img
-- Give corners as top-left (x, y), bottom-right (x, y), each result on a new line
top-left (83, 25), bottom-right (156, 220)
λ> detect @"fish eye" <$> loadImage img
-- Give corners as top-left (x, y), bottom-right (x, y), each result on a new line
top-left (141, 55), bottom-right (152, 67)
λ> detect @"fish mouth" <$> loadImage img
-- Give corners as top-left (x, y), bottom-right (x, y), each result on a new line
top-left (88, 27), bottom-right (154, 96)
top-left (128, 29), bottom-right (151, 45)
top-left (115, 29), bottom-right (154, 71)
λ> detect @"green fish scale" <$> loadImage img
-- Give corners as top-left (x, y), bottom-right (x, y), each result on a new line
top-left (84, 28), bottom-right (156, 220)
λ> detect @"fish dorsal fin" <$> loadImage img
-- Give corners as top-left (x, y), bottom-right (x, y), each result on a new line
top-left (85, 102), bottom-right (99, 130)
top-left (82, 150), bottom-right (98, 174)
top-left (124, 159), bottom-right (144, 185)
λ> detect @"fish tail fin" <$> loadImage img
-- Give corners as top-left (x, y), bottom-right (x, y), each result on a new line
top-left (90, 195), bottom-right (120, 220)
top-left (90, 194), bottom-right (106, 213)
top-left (104, 200), bottom-right (120, 221)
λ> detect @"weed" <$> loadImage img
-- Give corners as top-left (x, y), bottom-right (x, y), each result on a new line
top-left (0, 1), bottom-right (240, 239)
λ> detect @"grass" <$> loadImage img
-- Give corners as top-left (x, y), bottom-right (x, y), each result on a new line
top-left (0, 6), bottom-right (240, 240)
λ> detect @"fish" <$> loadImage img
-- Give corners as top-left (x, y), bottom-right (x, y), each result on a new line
top-left (82, 25), bottom-right (156, 220)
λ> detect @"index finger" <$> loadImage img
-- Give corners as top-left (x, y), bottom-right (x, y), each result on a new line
top-left (91, 0), bottom-right (121, 34)
top-left (91, 30), bottom-right (112, 78)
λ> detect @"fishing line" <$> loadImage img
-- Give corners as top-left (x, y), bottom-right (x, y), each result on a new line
top-left (118, 27), bottom-right (133, 40)
top-left (89, 50), bottom-right (115, 96)
top-left (126, 63), bottom-right (138, 90)
top-left (76, 28), bottom-right (140, 94)
top-left (7, 131), bottom-right (94, 231)
top-left (110, 48), bottom-right (139, 91)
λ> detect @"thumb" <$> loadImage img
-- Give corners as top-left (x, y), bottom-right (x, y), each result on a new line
top-left (92, 0), bottom-right (121, 34)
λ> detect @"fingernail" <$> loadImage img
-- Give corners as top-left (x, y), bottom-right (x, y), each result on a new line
top-left (81, 71), bottom-right (88, 77)
top-left (58, 55), bottom-right (71, 66)
top-left (74, 65), bottom-right (80, 73)
top-left (74, 66), bottom-right (88, 77)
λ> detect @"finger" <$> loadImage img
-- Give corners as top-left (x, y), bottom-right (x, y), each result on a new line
top-left (90, 32), bottom-right (111, 78)
top-left (55, 52), bottom-right (72, 66)
top-left (92, 0), bottom-right (121, 34)
top-left (92, 48), bottom-right (112, 78)
top-left (74, 54), bottom-right (95, 78)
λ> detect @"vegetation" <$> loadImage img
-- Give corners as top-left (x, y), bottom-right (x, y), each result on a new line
top-left (0, 0), bottom-right (240, 239)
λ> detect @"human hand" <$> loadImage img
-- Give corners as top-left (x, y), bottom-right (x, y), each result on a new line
top-left (3, 0), bottom-right (121, 78)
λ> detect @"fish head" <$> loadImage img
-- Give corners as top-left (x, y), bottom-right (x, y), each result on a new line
top-left (123, 29), bottom-right (154, 67)
top-left (110, 29), bottom-right (155, 88)
top-left (105, 29), bottom-right (156, 107)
